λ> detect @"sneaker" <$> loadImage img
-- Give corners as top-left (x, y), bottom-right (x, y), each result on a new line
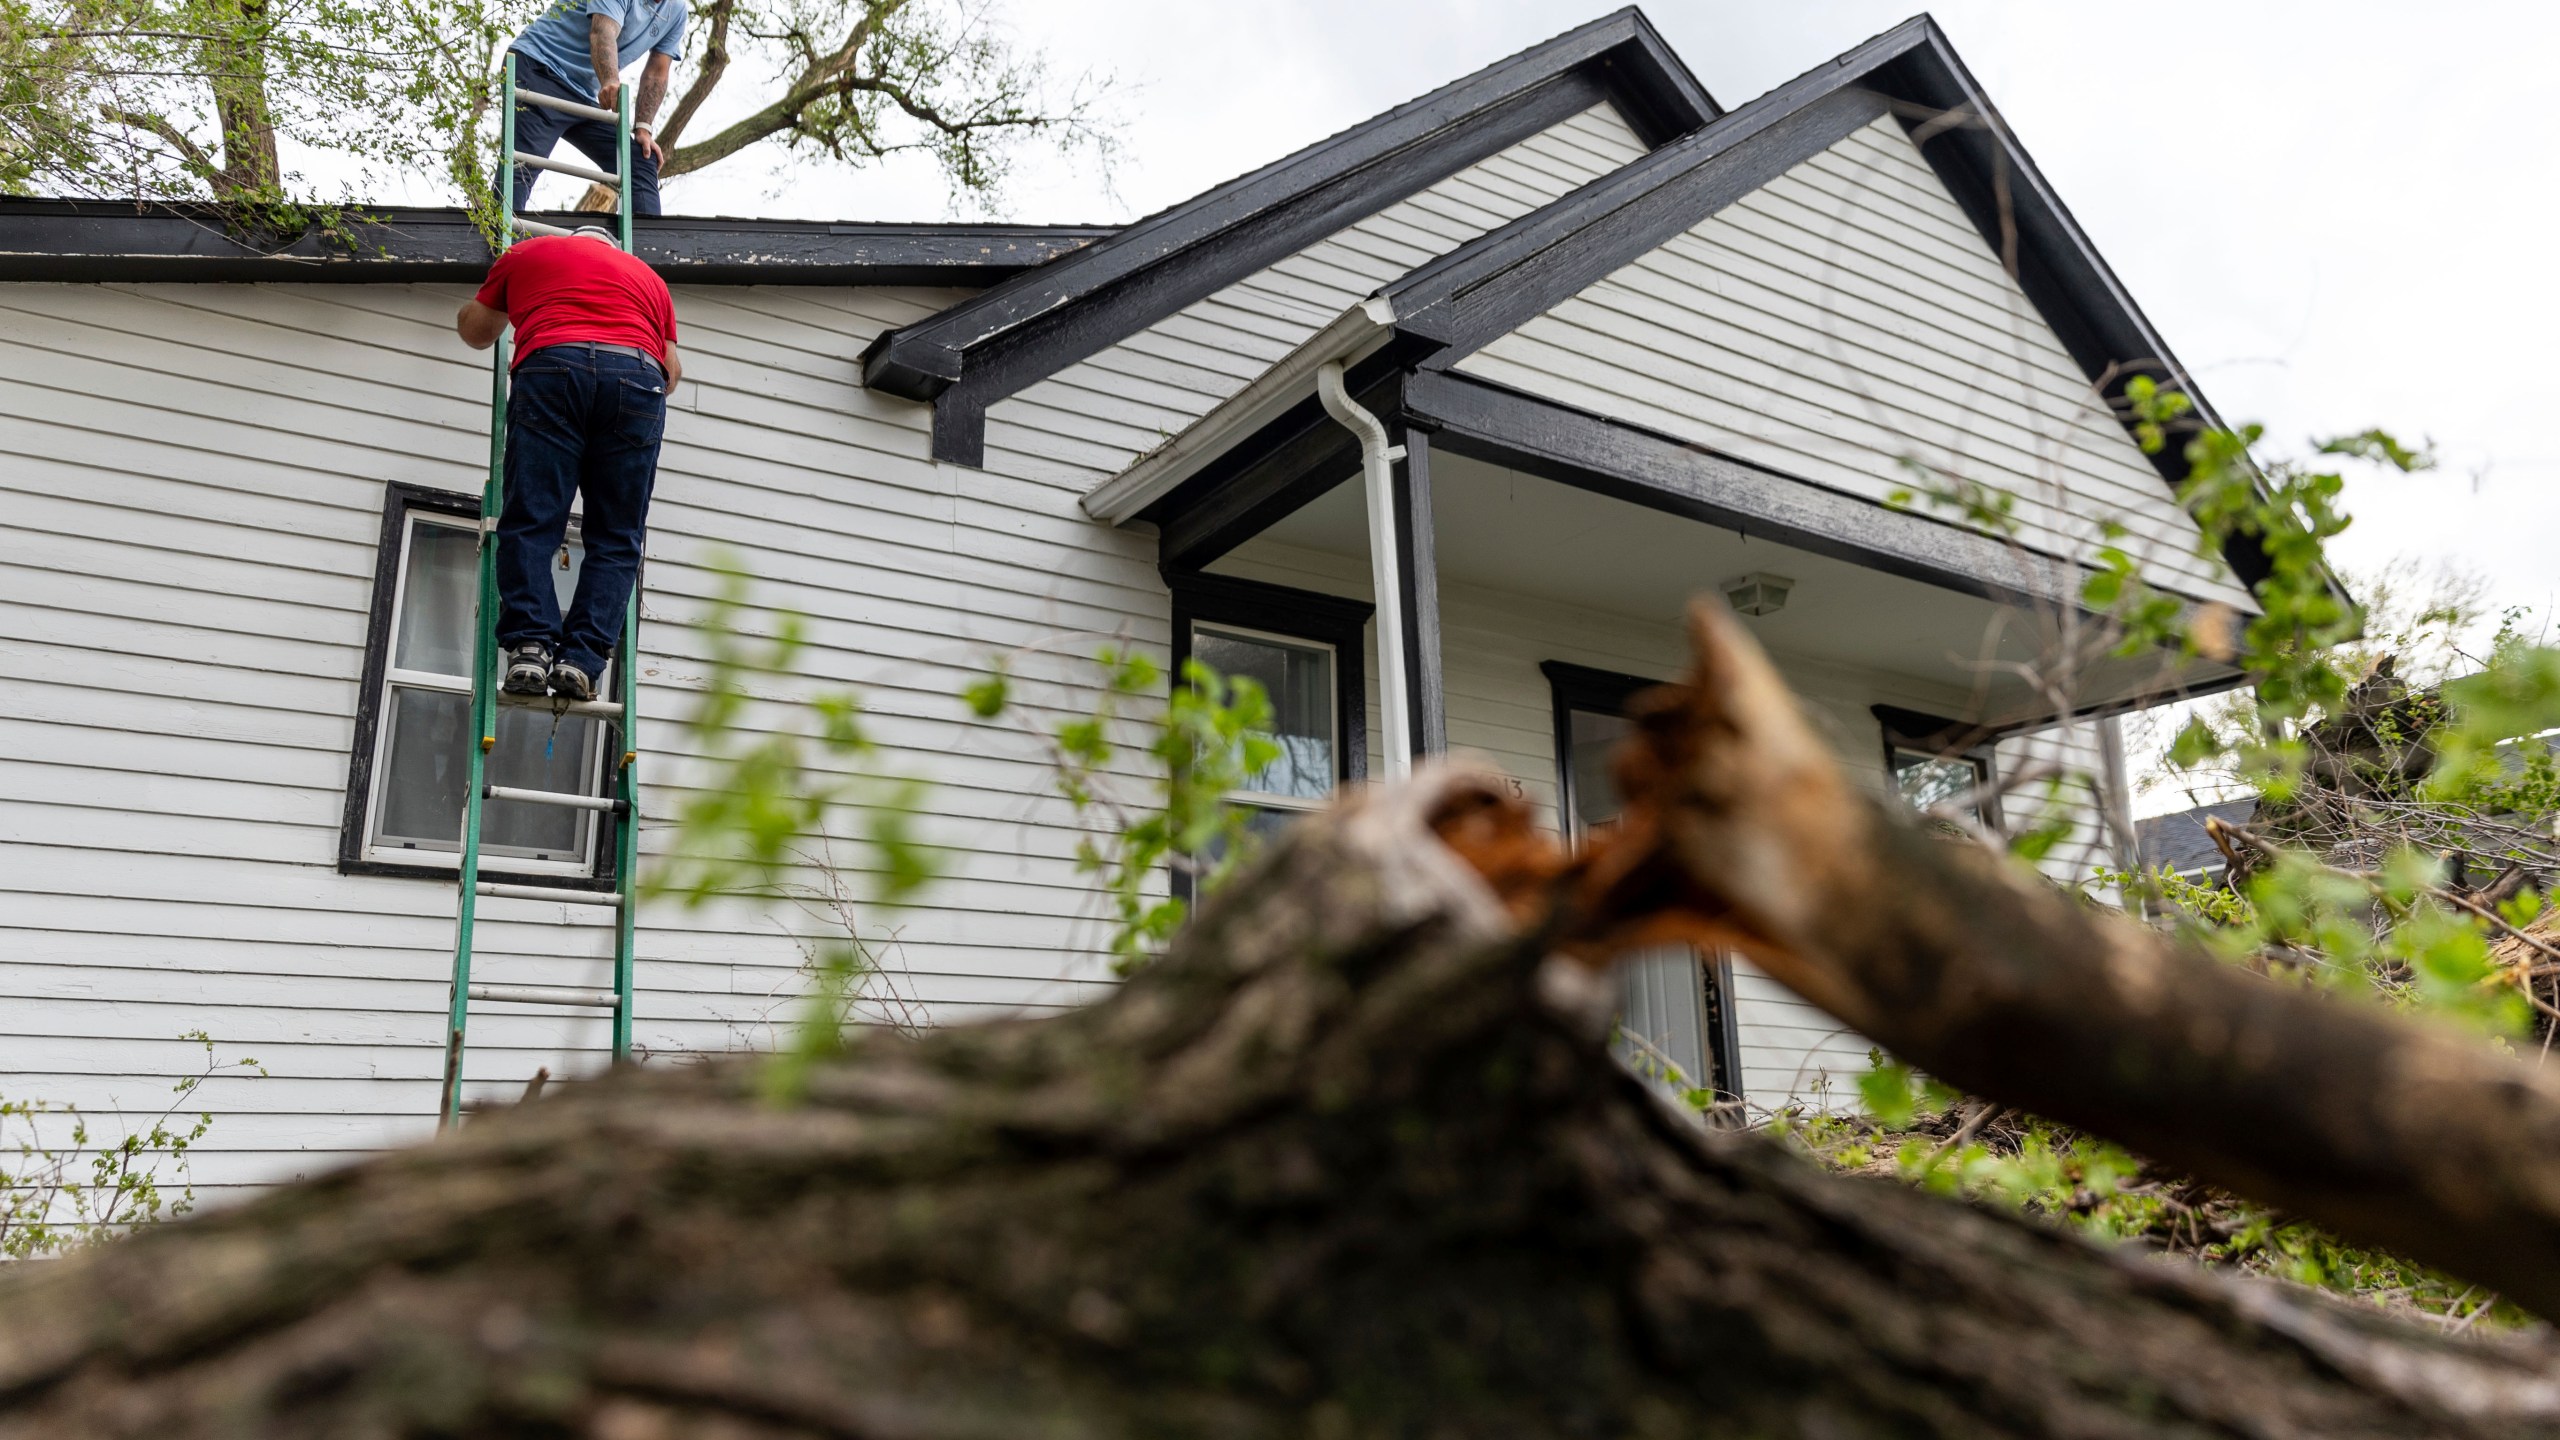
top-left (549, 659), bottom-right (597, 703)
top-left (502, 642), bottom-right (554, 696)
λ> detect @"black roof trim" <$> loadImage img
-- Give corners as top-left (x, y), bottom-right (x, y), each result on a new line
top-left (0, 198), bottom-right (1110, 285)
top-left (1384, 24), bottom-right (1922, 346)
top-left (1372, 14), bottom-right (2277, 598)
top-left (861, 6), bottom-right (1718, 466)
top-left (1402, 367), bottom-right (2099, 615)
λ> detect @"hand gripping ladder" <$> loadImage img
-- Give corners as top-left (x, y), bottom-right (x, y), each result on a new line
top-left (439, 53), bottom-right (642, 1129)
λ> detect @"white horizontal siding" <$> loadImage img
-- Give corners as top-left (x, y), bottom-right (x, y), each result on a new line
top-left (1994, 717), bottom-right (2125, 894)
top-left (0, 104), bottom-right (1670, 1203)
top-left (1458, 113), bottom-right (2251, 610)
top-left (0, 275), bottom-right (1157, 1206)
top-left (990, 106), bottom-right (1652, 483)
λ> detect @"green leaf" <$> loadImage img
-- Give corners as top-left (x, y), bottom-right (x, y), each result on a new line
top-left (1857, 1056), bottom-right (1917, 1128)
top-left (962, 673), bottom-right (1010, 719)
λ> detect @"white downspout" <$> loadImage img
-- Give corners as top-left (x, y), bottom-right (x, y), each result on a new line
top-left (1316, 360), bottom-right (1413, 780)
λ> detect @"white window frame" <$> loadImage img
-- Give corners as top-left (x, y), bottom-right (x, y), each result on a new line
top-left (355, 506), bottom-right (606, 877)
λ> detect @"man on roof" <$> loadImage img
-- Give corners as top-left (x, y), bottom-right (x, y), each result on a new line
top-left (504, 0), bottom-right (686, 216)
top-left (454, 226), bottom-right (682, 703)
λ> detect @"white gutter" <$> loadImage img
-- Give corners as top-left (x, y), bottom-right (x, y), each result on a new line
top-left (1081, 296), bottom-right (1396, 524)
top-left (1315, 359), bottom-right (1413, 780)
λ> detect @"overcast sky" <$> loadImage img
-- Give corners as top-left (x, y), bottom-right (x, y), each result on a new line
top-left (627, 1), bottom-right (2557, 641)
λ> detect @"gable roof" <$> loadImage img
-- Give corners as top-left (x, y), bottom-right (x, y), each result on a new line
top-left (1094, 15), bottom-right (2284, 604)
top-left (1376, 13), bottom-right (2274, 592)
top-left (858, 6), bottom-right (1718, 466)
top-left (0, 198), bottom-right (1109, 286)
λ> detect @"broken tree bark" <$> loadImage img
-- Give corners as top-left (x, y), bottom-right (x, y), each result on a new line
top-left (7, 612), bottom-right (2560, 1436)
top-left (1571, 604), bottom-right (2560, 1326)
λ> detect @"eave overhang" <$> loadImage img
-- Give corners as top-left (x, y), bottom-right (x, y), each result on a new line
top-left (0, 199), bottom-right (1111, 286)
top-left (860, 5), bottom-right (1720, 467)
top-left (1083, 298), bottom-right (1400, 526)
top-left (1367, 13), bottom-right (2310, 610)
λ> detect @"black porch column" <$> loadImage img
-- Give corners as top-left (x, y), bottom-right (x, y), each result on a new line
top-left (1390, 421), bottom-right (1446, 756)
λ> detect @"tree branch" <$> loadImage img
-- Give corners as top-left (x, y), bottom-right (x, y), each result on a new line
top-left (651, 0), bottom-right (735, 150)
top-left (9, 768), bottom-right (2560, 1435)
top-left (95, 105), bottom-right (216, 181)
top-left (1571, 600), bottom-right (2560, 1321)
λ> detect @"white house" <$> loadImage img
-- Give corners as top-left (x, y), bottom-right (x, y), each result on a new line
top-left (0, 11), bottom-right (2263, 1206)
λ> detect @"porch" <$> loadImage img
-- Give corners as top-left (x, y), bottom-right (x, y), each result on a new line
top-left (1096, 363), bottom-right (2247, 1108)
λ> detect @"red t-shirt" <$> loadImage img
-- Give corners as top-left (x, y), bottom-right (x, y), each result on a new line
top-left (474, 235), bottom-right (677, 368)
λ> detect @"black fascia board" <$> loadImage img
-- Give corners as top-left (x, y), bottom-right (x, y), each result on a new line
top-left (1147, 352), bottom-right (1414, 573)
top-left (0, 198), bottom-right (1110, 285)
top-left (860, 6), bottom-right (1718, 466)
top-left (1418, 366), bottom-right (2250, 716)
top-left (1403, 367), bottom-right (2102, 616)
top-left (1856, 24), bottom-right (2284, 597)
top-left (1372, 13), bottom-right (2281, 603)
top-left (1383, 18), bottom-right (1930, 348)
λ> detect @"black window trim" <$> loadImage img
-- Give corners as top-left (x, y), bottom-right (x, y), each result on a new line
top-left (1539, 659), bottom-right (1665, 838)
top-left (1166, 570), bottom-right (1374, 791)
top-left (337, 480), bottom-right (618, 891)
top-left (1539, 658), bottom-right (1743, 1107)
top-left (1873, 703), bottom-right (2002, 828)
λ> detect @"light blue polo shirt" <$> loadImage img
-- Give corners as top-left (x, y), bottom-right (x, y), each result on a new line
top-left (510, 0), bottom-right (686, 98)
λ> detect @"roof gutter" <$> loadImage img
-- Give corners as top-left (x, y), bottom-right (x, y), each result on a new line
top-left (1080, 295), bottom-right (1397, 524)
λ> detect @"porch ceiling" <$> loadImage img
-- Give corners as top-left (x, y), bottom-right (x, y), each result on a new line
top-left (1249, 450), bottom-right (2240, 728)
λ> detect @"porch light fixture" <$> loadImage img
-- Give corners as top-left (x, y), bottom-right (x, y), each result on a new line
top-left (1721, 572), bottom-right (1794, 618)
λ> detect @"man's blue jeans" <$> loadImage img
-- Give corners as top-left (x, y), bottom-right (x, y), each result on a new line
top-left (507, 55), bottom-right (662, 216)
top-left (496, 344), bottom-right (666, 678)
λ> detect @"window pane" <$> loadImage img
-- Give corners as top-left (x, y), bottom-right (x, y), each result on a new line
top-left (1193, 627), bottom-right (1334, 802)
top-left (1893, 750), bottom-right (1982, 820)
top-left (373, 686), bottom-right (599, 863)
top-left (393, 522), bottom-right (478, 676)
top-left (1617, 948), bottom-right (1709, 1090)
top-left (393, 516), bottom-right (584, 678)
top-left (1566, 707), bottom-right (1633, 834)
top-left (1192, 801), bottom-right (1302, 878)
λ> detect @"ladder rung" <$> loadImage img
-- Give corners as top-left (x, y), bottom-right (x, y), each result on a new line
top-left (468, 982), bottom-right (620, 1009)
top-left (486, 783), bottom-right (625, 814)
top-left (512, 87), bottom-right (618, 123)
top-left (495, 690), bottom-right (624, 721)
top-left (513, 216), bottom-right (576, 240)
top-left (477, 881), bottom-right (623, 907)
top-left (512, 149), bottom-right (619, 187)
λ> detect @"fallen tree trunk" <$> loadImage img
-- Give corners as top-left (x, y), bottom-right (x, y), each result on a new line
top-left (7, 616), bottom-right (2560, 1436)
top-left (1571, 605), bottom-right (2560, 1323)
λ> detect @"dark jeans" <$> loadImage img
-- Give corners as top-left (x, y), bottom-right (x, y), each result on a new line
top-left (496, 344), bottom-right (666, 677)
top-left (507, 55), bottom-right (661, 216)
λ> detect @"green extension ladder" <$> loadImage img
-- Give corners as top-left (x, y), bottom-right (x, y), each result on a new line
top-left (439, 53), bottom-right (642, 1129)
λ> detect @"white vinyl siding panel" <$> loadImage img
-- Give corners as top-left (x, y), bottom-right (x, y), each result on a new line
top-left (0, 277), bottom-right (1140, 1200)
top-left (1459, 113), bottom-right (2251, 610)
top-left (0, 104), bottom-right (1665, 1200)
top-left (988, 106), bottom-right (1652, 481)
top-left (1995, 719), bottom-right (2125, 894)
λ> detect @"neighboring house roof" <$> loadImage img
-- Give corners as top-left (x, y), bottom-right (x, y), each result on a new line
top-left (0, 198), bottom-right (1110, 286)
top-left (2137, 799), bottom-right (2256, 876)
top-left (1091, 15), bottom-right (2281, 606)
top-left (858, 6), bottom-right (1719, 465)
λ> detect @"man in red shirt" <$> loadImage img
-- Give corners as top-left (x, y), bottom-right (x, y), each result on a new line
top-left (455, 227), bottom-right (682, 701)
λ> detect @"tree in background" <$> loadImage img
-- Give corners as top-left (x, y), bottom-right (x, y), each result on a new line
top-left (560, 0), bottom-right (1109, 213)
top-left (0, 0), bottom-right (1104, 221)
top-left (0, 0), bottom-right (526, 214)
